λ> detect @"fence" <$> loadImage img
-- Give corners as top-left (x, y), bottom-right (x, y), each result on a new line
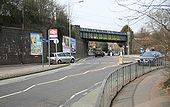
top-left (95, 57), bottom-right (166, 107)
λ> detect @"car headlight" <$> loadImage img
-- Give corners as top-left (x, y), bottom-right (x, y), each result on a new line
top-left (150, 59), bottom-right (154, 61)
top-left (50, 57), bottom-right (56, 60)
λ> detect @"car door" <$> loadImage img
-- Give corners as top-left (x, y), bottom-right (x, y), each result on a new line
top-left (63, 53), bottom-right (71, 62)
top-left (58, 53), bottom-right (66, 62)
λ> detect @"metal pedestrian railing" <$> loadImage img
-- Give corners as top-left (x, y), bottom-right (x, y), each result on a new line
top-left (95, 57), bottom-right (166, 107)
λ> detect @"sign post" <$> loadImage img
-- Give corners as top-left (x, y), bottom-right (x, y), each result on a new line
top-left (41, 38), bottom-right (44, 67)
top-left (48, 28), bottom-right (58, 66)
top-left (48, 35), bottom-right (51, 66)
top-left (54, 39), bottom-right (59, 63)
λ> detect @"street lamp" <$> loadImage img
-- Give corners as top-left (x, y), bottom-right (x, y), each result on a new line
top-left (127, 19), bottom-right (130, 55)
top-left (118, 18), bottom-right (130, 55)
top-left (68, 0), bottom-right (84, 55)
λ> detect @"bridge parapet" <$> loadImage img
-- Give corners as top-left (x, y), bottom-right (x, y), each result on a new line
top-left (80, 28), bottom-right (127, 42)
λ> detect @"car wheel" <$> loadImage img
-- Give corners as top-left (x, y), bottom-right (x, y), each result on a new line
top-left (138, 62), bottom-right (141, 66)
top-left (50, 61), bottom-right (55, 65)
top-left (58, 60), bottom-right (62, 64)
top-left (70, 59), bottom-right (75, 63)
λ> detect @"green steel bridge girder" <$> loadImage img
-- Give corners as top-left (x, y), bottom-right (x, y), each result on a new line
top-left (80, 28), bottom-right (127, 43)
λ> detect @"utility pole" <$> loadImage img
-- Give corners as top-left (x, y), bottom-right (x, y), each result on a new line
top-left (68, 0), bottom-right (84, 55)
top-left (68, 2), bottom-right (71, 55)
top-left (19, 0), bottom-right (25, 64)
top-left (127, 20), bottom-right (130, 55)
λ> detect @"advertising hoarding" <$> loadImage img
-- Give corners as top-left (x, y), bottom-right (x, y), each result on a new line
top-left (30, 33), bottom-right (42, 55)
top-left (62, 36), bottom-right (70, 53)
top-left (62, 36), bottom-right (76, 53)
top-left (71, 38), bottom-right (76, 53)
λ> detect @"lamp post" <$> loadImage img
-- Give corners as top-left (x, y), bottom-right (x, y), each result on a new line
top-left (68, 0), bottom-right (84, 55)
top-left (19, 0), bottom-right (25, 64)
top-left (127, 31), bottom-right (130, 55)
top-left (127, 20), bottom-right (130, 55)
top-left (118, 18), bottom-right (130, 55)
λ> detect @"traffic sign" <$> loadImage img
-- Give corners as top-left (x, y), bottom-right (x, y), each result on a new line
top-left (48, 29), bottom-right (58, 39)
top-left (53, 39), bottom-right (59, 44)
top-left (48, 29), bottom-right (58, 35)
top-left (43, 39), bottom-right (49, 42)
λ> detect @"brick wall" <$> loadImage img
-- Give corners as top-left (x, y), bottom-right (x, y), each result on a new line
top-left (0, 26), bottom-right (48, 65)
top-left (72, 25), bottom-right (88, 58)
top-left (0, 26), bottom-right (88, 65)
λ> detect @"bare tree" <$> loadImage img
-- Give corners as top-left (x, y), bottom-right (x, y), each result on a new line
top-left (115, 0), bottom-right (170, 51)
top-left (115, 0), bottom-right (170, 87)
top-left (115, 0), bottom-right (170, 32)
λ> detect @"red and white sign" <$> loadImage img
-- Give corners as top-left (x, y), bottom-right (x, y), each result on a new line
top-left (48, 29), bottom-right (58, 39)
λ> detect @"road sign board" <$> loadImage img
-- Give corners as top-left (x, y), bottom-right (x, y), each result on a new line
top-left (48, 29), bottom-right (58, 38)
top-left (48, 29), bottom-right (58, 35)
top-left (53, 39), bottom-right (59, 44)
top-left (43, 39), bottom-right (49, 42)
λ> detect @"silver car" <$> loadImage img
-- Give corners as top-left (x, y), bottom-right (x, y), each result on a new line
top-left (48, 52), bottom-right (75, 64)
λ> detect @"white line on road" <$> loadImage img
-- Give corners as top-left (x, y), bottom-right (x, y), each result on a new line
top-left (0, 66), bottom-right (73, 86)
top-left (58, 104), bottom-right (63, 107)
top-left (0, 65), bottom-right (116, 99)
top-left (0, 91), bottom-right (22, 99)
top-left (62, 81), bottom-right (102, 106)
top-left (83, 92), bottom-right (88, 96)
top-left (75, 89), bottom-right (88, 96)
top-left (23, 85), bottom-right (36, 92)
top-left (0, 84), bottom-right (37, 99)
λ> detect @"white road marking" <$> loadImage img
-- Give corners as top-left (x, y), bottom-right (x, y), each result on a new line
top-left (75, 89), bottom-right (87, 95)
top-left (70, 94), bottom-right (76, 100)
top-left (0, 66), bottom-right (73, 86)
top-left (0, 91), bottom-right (22, 99)
top-left (58, 104), bottom-right (63, 107)
top-left (83, 92), bottom-right (88, 96)
top-left (73, 62), bottom-right (116, 65)
top-left (63, 81), bottom-right (102, 106)
top-left (0, 65), bottom-right (116, 99)
top-left (95, 82), bottom-right (102, 86)
top-left (23, 85), bottom-right (36, 92)
top-left (59, 76), bottom-right (68, 81)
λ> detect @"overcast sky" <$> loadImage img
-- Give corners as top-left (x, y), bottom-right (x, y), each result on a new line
top-left (58, 0), bottom-right (169, 33)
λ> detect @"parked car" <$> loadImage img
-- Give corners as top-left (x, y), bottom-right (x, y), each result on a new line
top-left (136, 51), bottom-right (163, 65)
top-left (94, 48), bottom-right (105, 57)
top-left (48, 52), bottom-right (75, 64)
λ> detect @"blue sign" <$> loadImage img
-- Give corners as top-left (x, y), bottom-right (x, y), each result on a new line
top-left (140, 48), bottom-right (144, 54)
top-left (43, 39), bottom-right (49, 42)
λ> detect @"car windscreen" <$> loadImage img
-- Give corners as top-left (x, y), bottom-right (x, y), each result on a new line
top-left (64, 53), bottom-right (71, 56)
top-left (142, 51), bottom-right (163, 58)
top-left (57, 53), bottom-right (65, 57)
top-left (154, 51), bottom-right (163, 57)
top-left (142, 52), bottom-right (155, 57)
top-left (50, 54), bottom-right (54, 57)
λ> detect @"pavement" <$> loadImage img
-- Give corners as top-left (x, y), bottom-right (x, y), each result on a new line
top-left (111, 69), bottom-right (170, 107)
top-left (0, 63), bottom-right (69, 80)
top-left (0, 55), bottom-right (169, 107)
top-left (71, 86), bottom-right (101, 107)
top-left (70, 68), bottom-right (170, 107)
